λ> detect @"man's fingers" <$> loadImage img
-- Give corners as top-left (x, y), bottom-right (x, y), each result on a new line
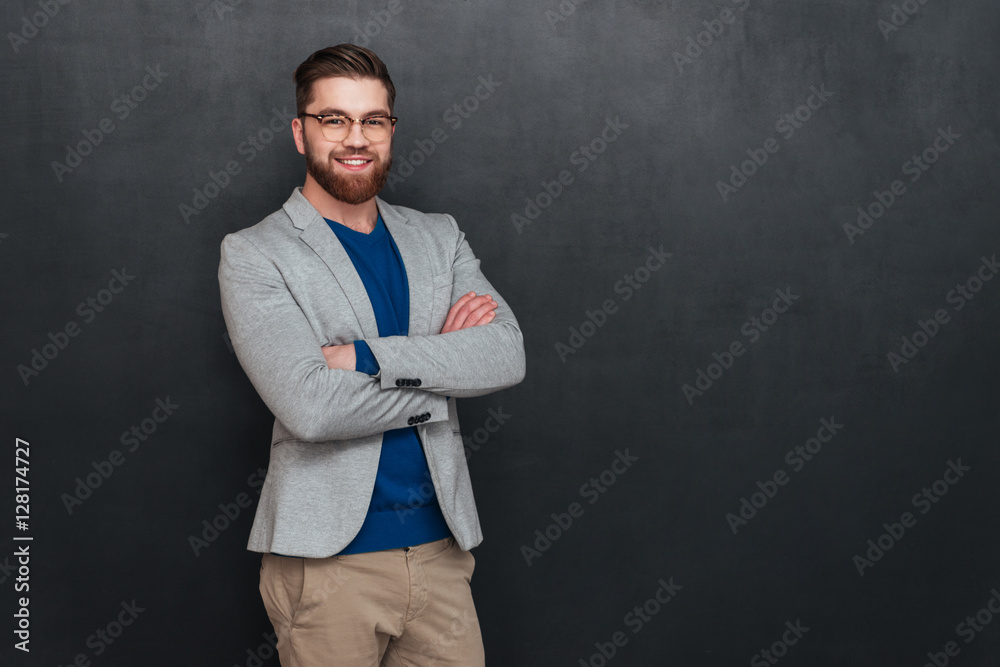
top-left (443, 293), bottom-right (496, 333)
top-left (462, 301), bottom-right (498, 329)
top-left (442, 291), bottom-right (477, 333)
top-left (451, 299), bottom-right (497, 331)
top-left (452, 295), bottom-right (494, 329)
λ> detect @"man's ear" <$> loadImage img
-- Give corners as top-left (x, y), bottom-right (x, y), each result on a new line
top-left (292, 117), bottom-right (306, 155)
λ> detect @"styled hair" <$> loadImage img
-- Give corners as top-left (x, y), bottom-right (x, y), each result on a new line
top-left (293, 44), bottom-right (396, 116)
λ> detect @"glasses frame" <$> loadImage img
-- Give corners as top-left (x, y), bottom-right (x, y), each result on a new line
top-left (300, 113), bottom-right (398, 142)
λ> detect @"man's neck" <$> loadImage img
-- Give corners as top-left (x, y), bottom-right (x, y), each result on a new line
top-left (301, 176), bottom-right (379, 234)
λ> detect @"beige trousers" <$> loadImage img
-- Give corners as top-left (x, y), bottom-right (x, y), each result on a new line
top-left (259, 537), bottom-right (485, 666)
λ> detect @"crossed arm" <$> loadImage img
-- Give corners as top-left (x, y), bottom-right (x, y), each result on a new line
top-left (321, 291), bottom-right (498, 370)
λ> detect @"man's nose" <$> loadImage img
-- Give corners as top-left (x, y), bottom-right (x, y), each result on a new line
top-left (342, 121), bottom-right (370, 149)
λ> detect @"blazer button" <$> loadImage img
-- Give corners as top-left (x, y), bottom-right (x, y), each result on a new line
top-left (414, 379), bottom-right (422, 387)
top-left (396, 379), bottom-right (404, 387)
top-left (407, 416), bottom-right (415, 425)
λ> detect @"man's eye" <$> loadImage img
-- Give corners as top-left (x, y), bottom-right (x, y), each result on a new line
top-left (323, 117), bottom-right (346, 126)
top-left (364, 118), bottom-right (388, 128)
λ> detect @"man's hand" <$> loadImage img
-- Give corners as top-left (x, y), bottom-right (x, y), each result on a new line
top-left (440, 291), bottom-right (497, 334)
top-left (321, 343), bottom-right (356, 370)
top-left (320, 293), bottom-right (494, 369)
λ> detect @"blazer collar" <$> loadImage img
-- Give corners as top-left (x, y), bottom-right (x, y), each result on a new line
top-left (281, 188), bottom-right (435, 337)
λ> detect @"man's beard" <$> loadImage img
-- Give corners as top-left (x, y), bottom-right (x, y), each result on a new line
top-left (303, 134), bottom-right (392, 206)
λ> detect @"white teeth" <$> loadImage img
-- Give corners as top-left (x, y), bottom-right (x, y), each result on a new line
top-left (340, 159), bottom-right (367, 165)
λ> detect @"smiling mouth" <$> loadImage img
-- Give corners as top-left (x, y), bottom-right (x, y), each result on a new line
top-left (335, 157), bottom-right (372, 166)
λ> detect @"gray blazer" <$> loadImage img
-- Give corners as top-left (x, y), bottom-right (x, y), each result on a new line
top-left (218, 188), bottom-right (525, 558)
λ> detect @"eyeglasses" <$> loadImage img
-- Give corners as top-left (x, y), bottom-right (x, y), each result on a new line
top-left (300, 114), bottom-right (397, 143)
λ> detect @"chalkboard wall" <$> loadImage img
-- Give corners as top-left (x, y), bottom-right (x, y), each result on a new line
top-left (3, 1), bottom-right (999, 665)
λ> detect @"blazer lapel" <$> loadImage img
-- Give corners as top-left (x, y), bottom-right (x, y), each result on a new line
top-left (283, 189), bottom-right (379, 339)
top-left (377, 197), bottom-right (434, 337)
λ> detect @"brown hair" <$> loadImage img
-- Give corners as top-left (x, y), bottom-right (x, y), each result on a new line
top-left (293, 44), bottom-right (396, 116)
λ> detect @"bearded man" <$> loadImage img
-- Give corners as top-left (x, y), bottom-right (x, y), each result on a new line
top-left (218, 44), bottom-right (525, 666)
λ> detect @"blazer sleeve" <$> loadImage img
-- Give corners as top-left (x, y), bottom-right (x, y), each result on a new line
top-left (219, 232), bottom-right (448, 443)
top-left (364, 215), bottom-right (526, 398)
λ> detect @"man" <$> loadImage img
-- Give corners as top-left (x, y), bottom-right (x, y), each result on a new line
top-left (218, 44), bottom-right (525, 666)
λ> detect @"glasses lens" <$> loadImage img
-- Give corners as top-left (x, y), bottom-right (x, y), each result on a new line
top-left (318, 116), bottom-right (349, 142)
top-left (361, 117), bottom-right (391, 142)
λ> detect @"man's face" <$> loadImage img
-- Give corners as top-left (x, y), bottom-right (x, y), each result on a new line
top-left (294, 76), bottom-right (394, 206)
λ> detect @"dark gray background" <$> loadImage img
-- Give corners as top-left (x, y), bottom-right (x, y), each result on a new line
top-left (3, 0), bottom-right (999, 665)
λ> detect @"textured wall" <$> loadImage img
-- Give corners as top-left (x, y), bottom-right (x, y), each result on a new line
top-left (2, 0), bottom-right (999, 665)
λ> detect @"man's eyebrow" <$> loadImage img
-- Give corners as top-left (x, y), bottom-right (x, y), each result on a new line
top-left (312, 107), bottom-right (391, 117)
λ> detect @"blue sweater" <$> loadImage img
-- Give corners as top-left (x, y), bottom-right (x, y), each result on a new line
top-left (326, 214), bottom-right (452, 555)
